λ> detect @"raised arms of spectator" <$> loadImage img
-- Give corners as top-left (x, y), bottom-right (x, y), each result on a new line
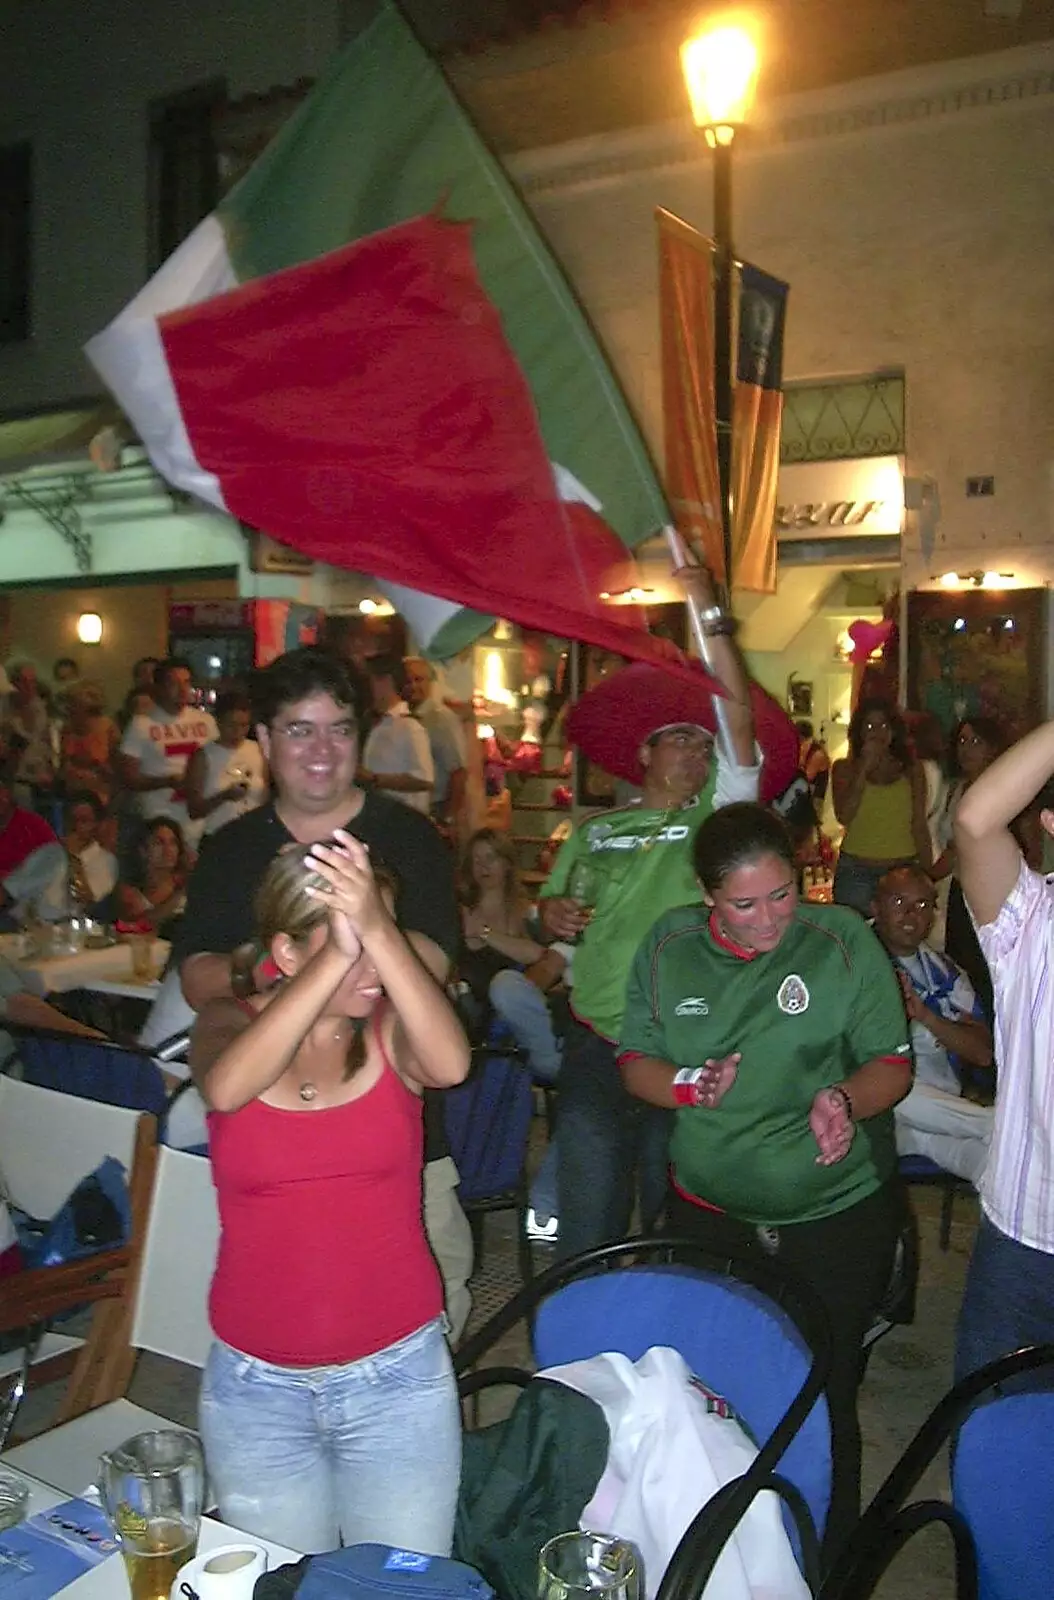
top-left (675, 564), bottom-right (755, 768)
top-left (955, 720), bottom-right (1054, 925)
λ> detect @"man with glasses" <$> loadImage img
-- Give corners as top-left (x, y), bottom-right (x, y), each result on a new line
top-left (871, 864), bottom-right (993, 1183)
top-left (173, 647), bottom-right (472, 1336)
top-left (538, 566), bottom-right (765, 1259)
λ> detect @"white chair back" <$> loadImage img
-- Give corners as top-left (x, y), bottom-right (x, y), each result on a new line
top-left (131, 1146), bottom-right (219, 1370)
top-left (0, 1076), bottom-right (143, 1221)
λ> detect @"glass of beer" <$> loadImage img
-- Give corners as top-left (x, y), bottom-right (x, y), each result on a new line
top-left (98, 1429), bottom-right (205, 1600)
top-left (129, 932), bottom-right (155, 982)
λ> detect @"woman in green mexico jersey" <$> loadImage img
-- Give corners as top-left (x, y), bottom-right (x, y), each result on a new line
top-left (618, 802), bottom-right (912, 1562)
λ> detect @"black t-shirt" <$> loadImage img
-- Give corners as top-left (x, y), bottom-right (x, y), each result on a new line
top-left (172, 792), bottom-right (459, 964)
top-left (172, 793), bottom-right (460, 1163)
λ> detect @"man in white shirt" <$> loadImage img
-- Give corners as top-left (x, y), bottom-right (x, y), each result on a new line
top-left (871, 865), bottom-right (993, 1184)
top-left (118, 658), bottom-right (218, 845)
top-left (403, 656), bottom-right (468, 837)
top-left (954, 727), bottom-right (1054, 1379)
top-left (359, 655), bottom-right (434, 816)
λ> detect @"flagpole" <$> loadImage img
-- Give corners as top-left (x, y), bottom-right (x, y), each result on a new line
top-left (712, 137), bottom-right (735, 606)
top-left (664, 527), bottom-right (735, 757)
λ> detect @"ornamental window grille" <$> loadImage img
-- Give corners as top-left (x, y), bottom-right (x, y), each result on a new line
top-left (780, 373), bottom-right (905, 463)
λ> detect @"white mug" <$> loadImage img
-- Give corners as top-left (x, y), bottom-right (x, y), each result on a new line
top-left (170, 1541), bottom-right (268, 1599)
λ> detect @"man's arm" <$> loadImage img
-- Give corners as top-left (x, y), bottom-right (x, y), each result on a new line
top-left (900, 975), bottom-right (994, 1070)
top-left (955, 721), bottom-right (1054, 925)
top-left (117, 752), bottom-right (171, 793)
top-left (676, 564), bottom-right (755, 768)
top-left (5, 992), bottom-right (106, 1038)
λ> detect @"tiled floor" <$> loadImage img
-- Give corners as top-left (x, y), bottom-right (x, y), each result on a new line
top-left (15, 1169), bottom-right (977, 1598)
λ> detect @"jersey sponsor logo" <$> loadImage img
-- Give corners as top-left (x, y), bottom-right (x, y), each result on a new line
top-left (587, 824), bottom-right (691, 853)
top-left (777, 973), bottom-right (810, 1015)
top-left (675, 996), bottom-right (710, 1016)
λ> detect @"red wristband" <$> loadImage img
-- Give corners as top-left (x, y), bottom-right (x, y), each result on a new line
top-left (672, 1067), bottom-right (705, 1107)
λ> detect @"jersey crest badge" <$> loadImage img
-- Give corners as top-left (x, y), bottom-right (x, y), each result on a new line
top-left (777, 974), bottom-right (810, 1015)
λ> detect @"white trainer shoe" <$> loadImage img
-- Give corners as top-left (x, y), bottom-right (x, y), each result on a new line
top-left (525, 1208), bottom-right (559, 1243)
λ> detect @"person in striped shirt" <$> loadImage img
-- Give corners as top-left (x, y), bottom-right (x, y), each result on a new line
top-left (953, 720), bottom-right (1054, 1380)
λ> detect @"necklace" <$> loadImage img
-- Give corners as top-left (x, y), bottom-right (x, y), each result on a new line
top-left (296, 1017), bottom-right (367, 1104)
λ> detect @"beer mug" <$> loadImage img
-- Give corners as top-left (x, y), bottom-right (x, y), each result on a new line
top-left (98, 1430), bottom-right (205, 1600)
top-left (538, 1532), bottom-right (643, 1600)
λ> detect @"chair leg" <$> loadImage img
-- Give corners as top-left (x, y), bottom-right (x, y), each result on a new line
top-left (516, 1203), bottom-right (534, 1288)
top-left (939, 1181), bottom-right (956, 1252)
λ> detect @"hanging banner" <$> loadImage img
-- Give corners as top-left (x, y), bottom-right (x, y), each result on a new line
top-left (657, 209), bottom-right (788, 594)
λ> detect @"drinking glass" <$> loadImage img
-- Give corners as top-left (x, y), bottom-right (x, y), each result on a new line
top-left (129, 933), bottom-right (155, 982)
top-left (567, 861), bottom-right (600, 939)
top-left (98, 1430), bottom-right (205, 1600)
top-left (538, 1532), bottom-right (643, 1600)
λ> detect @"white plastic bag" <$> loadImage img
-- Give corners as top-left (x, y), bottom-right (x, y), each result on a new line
top-left (541, 1346), bottom-right (810, 1600)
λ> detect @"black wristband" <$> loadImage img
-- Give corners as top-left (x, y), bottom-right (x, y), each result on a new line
top-left (829, 1083), bottom-right (854, 1121)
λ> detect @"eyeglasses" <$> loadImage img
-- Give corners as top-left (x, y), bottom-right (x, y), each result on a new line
top-left (271, 719), bottom-right (357, 744)
top-left (883, 894), bottom-right (936, 914)
top-left (957, 732), bottom-right (985, 747)
top-left (652, 729), bottom-right (713, 752)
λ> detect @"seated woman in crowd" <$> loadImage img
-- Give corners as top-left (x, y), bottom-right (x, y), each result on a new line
top-left (185, 689), bottom-right (269, 838)
top-left (933, 716), bottom-right (1007, 1025)
top-left (189, 830), bottom-right (468, 1555)
top-left (59, 680), bottom-right (119, 805)
top-left (458, 826), bottom-right (570, 1071)
top-left (116, 816), bottom-right (189, 935)
top-left (618, 802), bottom-right (911, 1562)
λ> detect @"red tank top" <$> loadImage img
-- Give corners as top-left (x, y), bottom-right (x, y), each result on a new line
top-left (207, 1010), bottom-right (442, 1366)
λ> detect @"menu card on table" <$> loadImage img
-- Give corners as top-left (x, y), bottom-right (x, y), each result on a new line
top-left (0, 1497), bottom-right (117, 1597)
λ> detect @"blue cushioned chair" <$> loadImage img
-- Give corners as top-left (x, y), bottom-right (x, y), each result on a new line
top-left (455, 1236), bottom-right (834, 1597)
top-left (11, 1027), bottom-right (169, 1116)
top-left (442, 1042), bottom-right (535, 1286)
top-left (822, 1343), bottom-right (1054, 1600)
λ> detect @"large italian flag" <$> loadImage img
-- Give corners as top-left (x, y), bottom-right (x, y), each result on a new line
top-left (86, 1), bottom-right (679, 665)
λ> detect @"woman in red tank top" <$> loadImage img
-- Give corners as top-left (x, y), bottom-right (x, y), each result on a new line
top-left (191, 829), bottom-right (470, 1556)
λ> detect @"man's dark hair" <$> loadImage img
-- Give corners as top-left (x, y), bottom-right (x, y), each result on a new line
top-left (252, 647), bottom-right (358, 728)
top-left (134, 655), bottom-right (161, 680)
top-left (214, 688), bottom-right (252, 720)
top-left (64, 788), bottom-right (106, 821)
top-left (156, 655), bottom-right (193, 684)
top-left (365, 653), bottom-right (407, 694)
top-left (693, 802), bottom-right (796, 894)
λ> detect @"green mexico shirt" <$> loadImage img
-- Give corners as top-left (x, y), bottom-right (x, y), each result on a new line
top-left (539, 767), bottom-right (720, 1040)
top-left (618, 903), bottom-right (911, 1226)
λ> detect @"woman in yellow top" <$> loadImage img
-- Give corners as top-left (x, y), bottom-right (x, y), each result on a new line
top-left (831, 700), bottom-right (931, 915)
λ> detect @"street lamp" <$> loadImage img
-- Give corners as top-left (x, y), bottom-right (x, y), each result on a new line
top-left (681, 20), bottom-right (760, 598)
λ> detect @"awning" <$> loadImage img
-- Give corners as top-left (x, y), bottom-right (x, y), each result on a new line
top-left (0, 401), bottom-right (123, 477)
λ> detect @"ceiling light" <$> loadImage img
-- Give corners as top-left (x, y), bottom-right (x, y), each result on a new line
top-left (76, 612), bottom-right (103, 644)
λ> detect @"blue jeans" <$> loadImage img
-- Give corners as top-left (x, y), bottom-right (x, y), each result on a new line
top-left (199, 1318), bottom-right (461, 1555)
top-left (955, 1213), bottom-right (1054, 1382)
top-left (556, 1017), bottom-right (673, 1261)
top-left (489, 970), bottom-right (563, 1221)
top-left (488, 970), bottom-right (562, 1082)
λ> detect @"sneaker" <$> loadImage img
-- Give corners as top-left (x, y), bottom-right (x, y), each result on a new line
top-left (525, 1208), bottom-right (559, 1243)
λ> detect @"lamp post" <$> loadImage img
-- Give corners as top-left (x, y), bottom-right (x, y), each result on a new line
top-left (680, 22), bottom-right (760, 603)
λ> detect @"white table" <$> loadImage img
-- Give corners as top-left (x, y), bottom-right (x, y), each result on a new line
top-left (10, 1468), bottom-right (300, 1595)
top-left (4, 940), bottom-right (170, 1002)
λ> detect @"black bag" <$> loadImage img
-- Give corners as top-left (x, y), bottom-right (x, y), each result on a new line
top-left (254, 1544), bottom-right (493, 1600)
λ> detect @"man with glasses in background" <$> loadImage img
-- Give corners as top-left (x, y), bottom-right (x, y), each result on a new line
top-left (173, 647), bottom-right (473, 1338)
top-left (871, 863), bottom-right (994, 1184)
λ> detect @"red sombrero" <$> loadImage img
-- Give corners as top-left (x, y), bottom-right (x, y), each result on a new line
top-left (566, 658), bottom-right (800, 803)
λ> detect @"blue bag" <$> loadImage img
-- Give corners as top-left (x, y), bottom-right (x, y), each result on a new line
top-left (16, 1156), bottom-right (131, 1270)
top-left (253, 1544), bottom-right (494, 1600)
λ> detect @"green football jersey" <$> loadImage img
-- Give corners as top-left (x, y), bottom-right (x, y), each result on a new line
top-left (619, 902), bottom-right (911, 1226)
top-left (540, 764), bottom-right (718, 1039)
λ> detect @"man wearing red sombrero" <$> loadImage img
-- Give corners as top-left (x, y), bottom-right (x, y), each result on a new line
top-left (539, 565), bottom-right (799, 1259)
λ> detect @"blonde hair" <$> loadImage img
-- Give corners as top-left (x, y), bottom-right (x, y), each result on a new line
top-left (232, 840), bottom-right (396, 1079)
